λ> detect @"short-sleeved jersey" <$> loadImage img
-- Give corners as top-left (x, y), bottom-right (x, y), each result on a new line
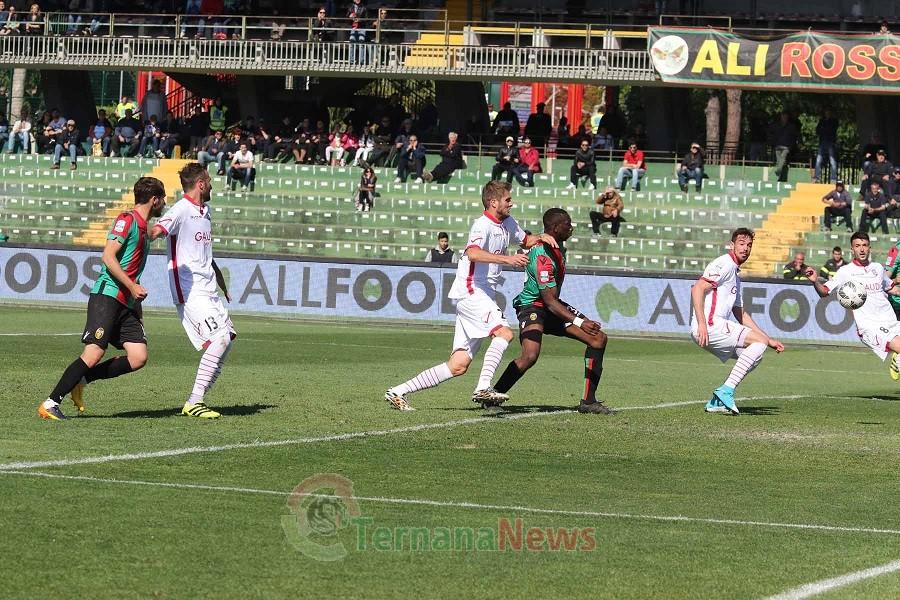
top-left (155, 196), bottom-right (216, 305)
top-left (693, 252), bottom-right (743, 326)
top-left (823, 260), bottom-right (897, 329)
top-left (514, 242), bottom-right (566, 308)
top-left (885, 242), bottom-right (900, 308)
top-left (448, 211), bottom-right (526, 300)
top-left (90, 210), bottom-right (149, 309)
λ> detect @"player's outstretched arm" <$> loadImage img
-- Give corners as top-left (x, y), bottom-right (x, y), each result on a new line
top-left (102, 238), bottom-right (147, 301)
top-left (148, 224), bottom-right (168, 241)
top-left (539, 287), bottom-right (601, 335)
top-left (733, 307), bottom-right (785, 353)
top-left (690, 278), bottom-right (712, 346)
top-left (522, 232), bottom-right (559, 249)
top-left (804, 267), bottom-right (831, 298)
top-left (212, 260), bottom-right (232, 303)
top-left (465, 246), bottom-right (528, 267)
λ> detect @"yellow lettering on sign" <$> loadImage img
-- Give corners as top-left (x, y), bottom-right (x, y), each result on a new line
top-left (691, 40), bottom-right (724, 74)
top-left (726, 42), bottom-right (751, 75)
top-left (754, 44), bottom-right (769, 75)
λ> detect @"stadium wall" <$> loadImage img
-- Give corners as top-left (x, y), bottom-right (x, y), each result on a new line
top-left (0, 246), bottom-right (859, 345)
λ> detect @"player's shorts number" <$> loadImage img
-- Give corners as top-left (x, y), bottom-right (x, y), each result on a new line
top-left (204, 316), bottom-right (220, 332)
top-left (881, 327), bottom-right (891, 334)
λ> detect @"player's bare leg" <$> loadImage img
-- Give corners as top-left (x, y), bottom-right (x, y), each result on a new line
top-left (472, 326), bottom-right (514, 407)
top-left (385, 350), bottom-right (471, 411)
top-left (494, 324), bottom-right (544, 400)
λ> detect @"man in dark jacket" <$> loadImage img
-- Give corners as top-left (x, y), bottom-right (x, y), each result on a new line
top-left (769, 111), bottom-right (800, 182)
top-left (863, 149), bottom-right (893, 195)
top-left (782, 251), bottom-right (810, 280)
top-left (524, 102), bottom-right (551, 150)
top-left (423, 132), bottom-right (464, 183)
top-left (821, 180), bottom-right (853, 232)
top-left (52, 119), bottom-right (80, 170)
top-left (859, 180), bottom-right (890, 234)
top-left (491, 102), bottom-right (519, 140)
top-left (396, 134), bottom-right (426, 183)
top-left (678, 142), bottom-right (705, 192)
top-left (819, 246), bottom-right (846, 280)
top-left (491, 136), bottom-right (519, 182)
top-left (567, 139), bottom-right (597, 190)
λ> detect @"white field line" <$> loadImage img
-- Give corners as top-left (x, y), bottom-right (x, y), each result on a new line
top-left (0, 332), bottom-right (82, 336)
top-left (764, 559), bottom-right (900, 600)
top-left (0, 395), bottom-right (814, 472)
top-left (5, 470), bottom-right (900, 538)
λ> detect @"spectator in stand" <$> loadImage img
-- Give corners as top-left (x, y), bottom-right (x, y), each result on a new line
top-left (311, 7), bottom-right (332, 41)
top-left (240, 116), bottom-right (260, 152)
top-left (861, 132), bottom-right (884, 173)
top-left (492, 101), bottom-right (519, 140)
top-left (325, 127), bottom-right (345, 166)
top-left (598, 105), bottom-right (626, 146)
top-left (395, 134), bottom-right (425, 183)
top-left (354, 124), bottom-right (375, 167)
top-left (23, 3), bottom-right (41, 35)
top-left (814, 108), bottom-right (838, 184)
top-left (890, 167), bottom-right (900, 199)
top-left (116, 95), bottom-right (136, 120)
top-left (229, 142), bottom-right (254, 191)
top-left (264, 116), bottom-right (293, 161)
top-left (200, 0), bottom-right (224, 39)
top-left (821, 180), bottom-right (853, 232)
top-left (186, 105), bottom-right (208, 155)
top-left (139, 79), bottom-right (168, 122)
top-left (311, 119), bottom-right (329, 164)
top-left (0, 5), bottom-right (18, 35)
top-left (589, 187), bottom-right (624, 237)
top-left (678, 142), bottom-right (705, 192)
top-left (208, 96), bottom-right (227, 135)
top-left (487, 103), bottom-right (498, 126)
top-left (593, 125), bottom-right (613, 151)
top-left (0, 3), bottom-right (8, 30)
top-left (182, 0), bottom-right (202, 38)
top-left (372, 7), bottom-right (390, 43)
top-left (157, 113), bottom-right (181, 158)
top-left (221, 129), bottom-right (242, 166)
top-left (782, 251), bottom-right (810, 280)
top-left (491, 136), bottom-right (519, 182)
top-left (138, 115), bottom-right (161, 157)
top-left (341, 125), bottom-right (359, 165)
top-left (52, 119), bottom-right (80, 170)
top-left (567, 138), bottom-right (597, 190)
top-left (198, 130), bottom-right (228, 174)
top-left (0, 84), bottom-right (7, 114)
top-left (590, 104), bottom-right (604, 135)
top-left (819, 246), bottom-right (846, 281)
top-left (746, 111), bottom-right (767, 161)
top-left (111, 108), bottom-right (142, 157)
top-left (424, 232), bottom-right (458, 263)
top-left (269, 10), bottom-right (286, 41)
top-left (862, 149), bottom-right (893, 195)
top-left (556, 115), bottom-right (570, 148)
top-left (859, 180), bottom-right (889, 234)
top-left (290, 124), bottom-right (310, 164)
top-left (524, 102), bottom-right (551, 150)
top-left (8, 109), bottom-right (30, 153)
top-left (423, 131), bottom-right (464, 184)
top-left (34, 111), bottom-right (55, 154)
top-left (768, 111), bottom-right (800, 183)
top-left (511, 137), bottom-right (541, 187)
top-left (615, 141), bottom-right (646, 192)
top-left (89, 109), bottom-right (112, 156)
top-left (0, 111), bottom-right (8, 151)
top-left (347, 0), bottom-right (367, 64)
top-left (356, 166), bottom-right (377, 211)
top-left (386, 118), bottom-right (413, 167)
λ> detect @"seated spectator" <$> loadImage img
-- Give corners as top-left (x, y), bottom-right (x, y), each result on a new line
top-left (859, 181), bottom-right (890, 234)
top-left (615, 141), bottom-right (646, 192)
top-left (0, 111), bottom-right (8, 151)
top-left (593, 125), bottom-right (613, 150)
top-left (138, 115), bottom-right (161, 157)
top-left (341, 125), bottom-right (359, 165)
top-left (356, 166), bottom-right (377, 211)
top-left (589, 187), bottom-right (624, 237)
top-left (325, 128), bottom-right (345, 166)
top-left (491, 136), bottom-right (519, 182)
top-left (567, 138), bottom-right (597, 190)
top-left (111, 108), bottom-right (142, 157)
top-left (290, 122), bottom-right (311, 164)
top-left (386, 118), bottom-right (413, 167)
top-left (197, 130), bottom-right (227, 174)
top-left (270, 12), bottom-right (286, 41)
top-left (395, 134), bottom-right (425, 183)
top-left (23, 3), bottom-right (40, 34)
top-left (157, 114), bottom-right (181, 158)
top-left (423, 132), bottom-right (464, 184)
top-left (52, 119), bottom-right (80, 170)
top-left (863, 149), bottom-right (893, 195)
top-left (33, 110), bottom-right (52, 153)
top-left (821, 180), bottom-right (853, 232)
top-left (354, 124), bottom-right (375, 167)
top-left (264, 116), bottom-right (293, 161)
top-left (0, 5), bottom-right (19, 35)
top-left (229, 142), bottom-right (255, 191)
top-left (782, 252), bottom-right (810, 280)
top-left (511, 137), bottom-right (541, 187)
top-left (223, 130), bottom-right (243, 167)
top-left (115, 95), bottom-right (136, 120)
top-left (8, 109), bottom-right (30, 153)
top-left (89, 109), bottom-right (112, 156)
top-left (424, 232), bottom-right (457, 263)
top-left (819, 246), bottom-right (846, 280)
top-left (678, 142), bottom-right (705, 192)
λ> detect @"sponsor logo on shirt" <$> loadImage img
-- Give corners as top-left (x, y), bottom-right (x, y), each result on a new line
top-left (113, 219), bottom-right (127, 233)
top-left (539, 270), bottom-right (552, 284)
top-left (195, 231), bottom-right (212, 242)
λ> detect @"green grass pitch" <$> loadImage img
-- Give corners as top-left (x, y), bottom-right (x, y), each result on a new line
top-left (2, 304), bottom-right (900, 599)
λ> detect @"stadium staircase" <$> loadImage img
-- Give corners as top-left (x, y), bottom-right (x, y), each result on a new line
top-left (0, 154), bottom-right (887, 276)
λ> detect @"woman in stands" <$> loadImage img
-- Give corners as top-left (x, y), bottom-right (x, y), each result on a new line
top-left (357, 167), bottom-right (377, 212)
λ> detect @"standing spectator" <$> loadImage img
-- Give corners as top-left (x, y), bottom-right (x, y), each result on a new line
top-left (353, 124), bottom-right (375, 167)
top-left (186, 105), bottom-right (208, 154)
top-left (487, 103), bottom-right (498, 125)
top-left (746, 112), bottom-right (767, 161)
top-left (820, 246), bottom-right (847, 280)
top-left (814, 108), bottom-right (838, 184)
top-left (8, 109), bottom-right (30, 153)
top-left (859, 180), bottom-right (889, 234)
top-left (821, 180), bottom-right (853, 232)
top-left (356, 166), bottom-right (377, 211)
top-left (782, 252), bottom-right (810, 280)
top-left (347, 0), bottom-right (367, 64)
top-left (491, 101), bottom-right (519, 139)
top-left (311, 7), bottom-right (332, 41)
top-left (208, 97), bottom-right (227, 134)
top-left (116, 95), bottom-right (136, 120)
top-left (395, 134), bottom-right (425, 183)
top-left (89, 109), bottom-right (113, 156)
top-left (768, 111), bottom-right (800, 183)
top-left (524, 102), bottom-right (551, 150)
top-left (615, 141), bottom-right (646, 192)
top-left (138, 115), bottom-right (161, 157)
top-left (589, 104), bottom-right (604, 135)
top-left (23, 3), bottom-right (41, 34)
top-left (0, 111), bottom-right (8, 151)
top-left (0, 5), bottom-right (19, 35)
top-left (556, 115), bottom-right (570, 148)
top-left (423, 131), bottom-right (464, 184)
top-left (567, 139), bottom-right (597, 190)
top-left (678, 142), bottom-right (705, 192)
top-left (229, 142), bottom-right (254, 191)
top-left (157, 113), bottom-right (181, 158)
top-left (139, 79), bottom-right (169, 122)
top-left (51, 119), bottom-right (80, 170)
top-left (372, 6), bottom-right (390, 43)
top-left (110, 108), bottom-right (142, 157)
top-left (592, 125), bottom-right (613, 151)
top-left (511, 137), bottom-right (541, 187)
top-left (491, 136), bottom-right (519, 182)
top-left (424, 232), bottom-right (457, 263)
top-left (589, 187), bottom-right (624, 237)
top-left (197, 130), bottom-right (227, 174)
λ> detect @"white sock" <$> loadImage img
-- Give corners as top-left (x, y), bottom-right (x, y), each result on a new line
top-left (392, 363), bottom-right (454, 396)
top-left (42, 398), bottom-right (59, 409)
top-left (725, 342), bottom-right (766, 389)
top-left (187, 336), bottom-right (233, 405)
top-left (476, 336), bottom-right (509, 391)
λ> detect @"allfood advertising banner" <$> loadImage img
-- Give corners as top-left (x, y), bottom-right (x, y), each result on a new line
top-left (0, 247), bottom-right (859, 344)
top-left (648, 27), bottom-right (900, 93)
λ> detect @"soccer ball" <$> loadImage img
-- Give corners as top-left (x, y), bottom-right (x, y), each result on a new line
top-left (837, 280), bottom-right (867, 310)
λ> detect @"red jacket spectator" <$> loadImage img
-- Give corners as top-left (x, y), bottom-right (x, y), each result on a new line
top-left (519, 145), bottom-right (542, 172)
top-left (622, 147), bottom-right (645, 170)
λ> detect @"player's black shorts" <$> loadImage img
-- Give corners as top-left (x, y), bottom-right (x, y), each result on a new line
top-left (82, 293), bottom-right (146, 349)
top-left (515, 301), bottom-right (585, 338)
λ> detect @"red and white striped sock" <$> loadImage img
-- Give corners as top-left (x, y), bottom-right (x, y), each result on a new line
top-left (187, 336), bottom-right (233, 405)
top-left (725, 342), bottom-right (766, 389)
top-left (476, 336), bottom-right (509, 391)
top-left (392, 363), bottom-right (454, 396)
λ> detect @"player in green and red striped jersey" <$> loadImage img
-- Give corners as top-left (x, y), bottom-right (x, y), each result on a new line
top-left (39, 177), bottom-right (167, 420)
top-left (492, 208), bottom-right (613, 414)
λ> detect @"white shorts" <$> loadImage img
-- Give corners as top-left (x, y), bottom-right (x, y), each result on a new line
top-left (451, 290), bottom-right (509, 359)
top-left (858, 321), bottom-right (900, 361)
top-left (691, 318), bottom-right (750, 362)
top-left (177, 295), bottom-right (237, 351)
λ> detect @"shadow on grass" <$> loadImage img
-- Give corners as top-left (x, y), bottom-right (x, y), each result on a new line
top-left (432, 405), bottom-right (575, 416)
top-left (738, 406), bottom-right (779, 416)
top-left (80, 403), bottom-right (277, 419)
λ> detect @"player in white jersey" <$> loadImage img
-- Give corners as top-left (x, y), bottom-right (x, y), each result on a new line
top-left (150, 163), bottom-right (234, 419)
top-left (690, 228), bottom-right (785, 415)
top-left (384, 181), bottom-right (556, 411)
top-left (806, 231), bottom-right (900, 378)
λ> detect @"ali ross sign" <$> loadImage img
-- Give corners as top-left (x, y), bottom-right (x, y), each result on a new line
top-left (649, 27), bottom-right (900, 92)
